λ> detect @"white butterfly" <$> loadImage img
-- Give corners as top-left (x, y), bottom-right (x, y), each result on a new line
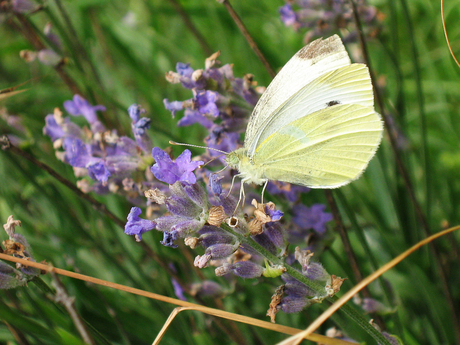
top-left (226, 35), bottom-right (383, 193)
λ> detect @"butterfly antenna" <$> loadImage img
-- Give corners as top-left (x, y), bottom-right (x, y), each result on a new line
top-left (199, 155), bottom-right (227, 169)
top-left (169, 140), bottom-right (229, 155)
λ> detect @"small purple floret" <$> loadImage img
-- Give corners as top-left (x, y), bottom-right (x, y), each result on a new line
top-left (128, 104), bottom-right (145, 122)
top-left (279, 4), bottom-right (297, 26)
top-left (63, 95), bottom-right (106, 124)
top-left (87, 161), bottom-right (111, 183)
top-left (151, 148), bottom-right (203, 185)
top-left (161, 231), bottom-right (179, 248)
top-left (195, 90), bottom-right (219, 117)
top-left (124, 207), bottom-right (155, 241)
top-left (163, 99), bottom-right (184, 117)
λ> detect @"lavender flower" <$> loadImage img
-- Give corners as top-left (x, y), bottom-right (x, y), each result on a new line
top-left (128, 104), bottom-right (152, 152)
top-left (163, 51), bottom-right (260, 159)
top-left (124, 207), bottom-right (155, 241)
top-left (151, 148), bottom-right (203, 185)
top-left (44, 96), bottom-right (154, 194)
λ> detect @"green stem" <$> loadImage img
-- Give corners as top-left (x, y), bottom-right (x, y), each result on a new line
top-left (221, 222), bottom-right (392, 345)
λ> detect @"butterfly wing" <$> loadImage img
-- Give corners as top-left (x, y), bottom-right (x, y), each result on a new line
top-left (253, 104), bottom-right (383, 188)
top-left (244, 35), bottom-right (351, 154)
top-left (247, 63), bottom-right (375, 157)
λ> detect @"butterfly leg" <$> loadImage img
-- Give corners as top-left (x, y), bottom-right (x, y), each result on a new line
top-left (231, 177), bottom-right (249, 215)
top-left (260, 179), bottom-right (269, 204)
top-left (227, 173), bottom-right (239, 198)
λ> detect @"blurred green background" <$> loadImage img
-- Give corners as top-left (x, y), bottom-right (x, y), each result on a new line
top-left (1, 0), bottom-right (460, 344)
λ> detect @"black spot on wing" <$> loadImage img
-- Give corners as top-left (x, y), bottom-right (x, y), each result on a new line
top-left (326, 100), bottom-right (341, 107)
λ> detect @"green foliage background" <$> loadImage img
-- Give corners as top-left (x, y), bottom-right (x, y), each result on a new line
top-left (0, 0), bottom-right (460, 344)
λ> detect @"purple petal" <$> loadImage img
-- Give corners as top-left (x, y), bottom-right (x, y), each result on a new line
top-left (124, 207), bottom-right (156, 240)
top-left (163, 99), bottom-right (184, 117)
top-left (151, 147), bottom-right (203, 185)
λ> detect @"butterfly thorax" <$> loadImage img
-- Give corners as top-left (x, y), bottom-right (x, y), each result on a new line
top-left (226, 148), bottom-right (267, 186)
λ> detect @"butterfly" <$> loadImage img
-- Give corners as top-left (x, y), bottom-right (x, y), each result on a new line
top-left (225, 35), bottom-right (383, 195)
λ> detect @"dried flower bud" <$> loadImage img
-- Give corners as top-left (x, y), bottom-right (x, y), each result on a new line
top-left (2, 239), bottom-right (25, 256)
top-left (184, 237), bottom-right (199, 249)
top-left (37, 49), bottom-right (62, 66)
top-left (252, 199), bottom-right (271, 223)
top-left (208, 206), bottom-right (226, 226)
top-left (194, 253), bottom-right (212, 268)
top-left (20, 50), bottom-right (38, 63)
top-left (266, 285), bottom-right (285, 323)
top-left (326, 275), bottom-right (347, 297)
top-left (230, 249), bottom-right (251, 263)
top-left (215, 265), bottom-right (229, 276)
top-left (205, 51), bottom-right (221, 69)
top-left (294, 247), bottom-right (314, 270)
top-left (3, 215), bottom-right (21, 238)
top-left (248, 218), bottom-right (263, 235)
top-left (145, 188), bottom-right (166, 204)
top-left (191, 69), bottom-right (204, 82)
top-left (76, 179), bottom-right (91, 193)
top-left (165, 71), bottom-right (181, 84)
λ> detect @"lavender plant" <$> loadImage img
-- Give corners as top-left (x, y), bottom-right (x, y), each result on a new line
top-left (4, 0), bottom-right (457, 343)
top-left (41, 52), bottom-right (347, 322)
top-left (36, 46), bottom-right (400, 342)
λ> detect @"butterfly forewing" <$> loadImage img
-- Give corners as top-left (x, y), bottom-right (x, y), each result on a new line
top-left (245, 35), bottom-right (351, 154)
top-left (247, 63), bottom-right (375, 157)
top-left (253, 104), bottom-right (383, 188)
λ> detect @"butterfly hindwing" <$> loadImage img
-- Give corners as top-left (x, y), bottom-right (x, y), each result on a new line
top-left (253, 104), bottom-right (383, 188)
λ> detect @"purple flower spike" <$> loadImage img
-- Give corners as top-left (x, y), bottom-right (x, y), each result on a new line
top-left (64, 95), bottom-right (106, 124)
top-left (292, 204), bottom-right (333, 234)
top-left (151, 148), bottom-right (203, 185)
top-left (124, 207), bottom-right (156, 241)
